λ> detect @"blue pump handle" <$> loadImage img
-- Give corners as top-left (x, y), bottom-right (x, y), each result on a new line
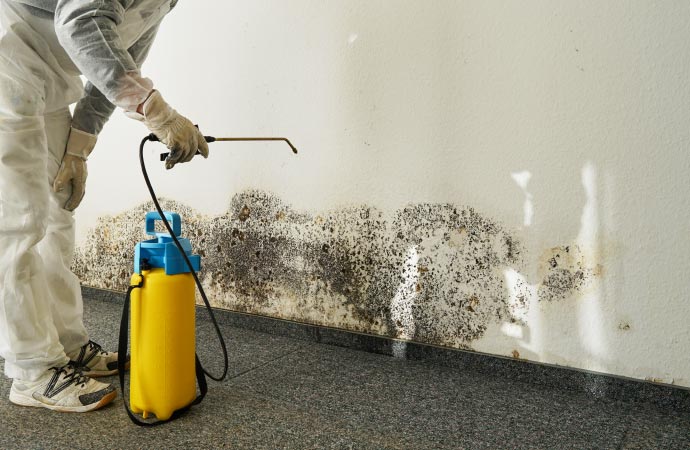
top-left (145, 211), bottom-right (181, 237)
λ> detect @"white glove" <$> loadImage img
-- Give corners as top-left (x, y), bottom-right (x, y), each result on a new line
top-left (53, 128), bottom-right (97, 211)
top-left (126, 90), bottom-right (209, 169)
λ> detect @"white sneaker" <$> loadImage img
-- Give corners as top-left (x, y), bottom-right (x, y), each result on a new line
top-left (68, 340), bottom-right (124, 377)
top-left (9, 364), bottom-right (116, 413)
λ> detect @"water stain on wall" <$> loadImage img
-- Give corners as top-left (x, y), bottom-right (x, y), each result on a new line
top-left (74, 190), bottom-right (599, 349)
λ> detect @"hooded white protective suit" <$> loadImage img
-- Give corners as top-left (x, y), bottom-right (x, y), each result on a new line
top-left (0, 0), bottom-right (177, 381)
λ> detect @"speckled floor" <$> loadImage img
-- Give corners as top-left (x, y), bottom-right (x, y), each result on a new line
top-left (0, 295), bottom-right (688, 450)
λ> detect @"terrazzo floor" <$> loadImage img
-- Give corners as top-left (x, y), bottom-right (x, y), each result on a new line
top-left (0, 295), bottom-right (688, 449)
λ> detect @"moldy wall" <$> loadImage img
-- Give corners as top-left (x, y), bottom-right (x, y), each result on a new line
top-left (75, 1), bottom-right (690, 388)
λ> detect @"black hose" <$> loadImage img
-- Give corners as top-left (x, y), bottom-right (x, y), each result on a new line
top-left (139, 134), bottom-right (228, 382)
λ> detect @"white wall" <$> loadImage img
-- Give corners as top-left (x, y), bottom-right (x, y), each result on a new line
top-left (76, 1), bottom-right (690, 387)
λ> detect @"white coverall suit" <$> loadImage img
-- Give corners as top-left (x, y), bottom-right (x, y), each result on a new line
top-left (0, 0), bottom-right (176, 381)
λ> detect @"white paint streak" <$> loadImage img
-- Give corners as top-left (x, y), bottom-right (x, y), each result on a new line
top-left (577, 162), bottom-right (607, 368)
top-left (500, 322), bottom-right (523, 339)
top-left (511, 171), bottom-right (534, 227)
top-left (502, 268), bottom-right (541, 356)
top-left (392, 341), bottom-right (408, 359)
top-left (503, 267), bottom-right (534, 323)
top-left (390, 246), bottom-right (419, 340)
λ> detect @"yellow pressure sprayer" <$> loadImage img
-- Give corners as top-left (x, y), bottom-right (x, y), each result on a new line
top-left (118, 133), bottom-right (297, 426)
top-left (129, 211), bottom-right (200, 421)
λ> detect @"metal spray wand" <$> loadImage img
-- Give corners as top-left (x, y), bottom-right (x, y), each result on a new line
top-left (158, 135), bottom-right (299, 162)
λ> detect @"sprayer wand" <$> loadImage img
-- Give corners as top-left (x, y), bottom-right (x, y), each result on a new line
top-left (117, 133), bottom-right (299, 426)
top-left (157, 136), bottom-right (299, 161)
top-left (139, 133), bottom-right (298, 381)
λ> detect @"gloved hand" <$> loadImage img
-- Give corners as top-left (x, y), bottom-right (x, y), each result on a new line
top-left (53, 128), bottom-right (97, 211)
top-left (125, 90), bottom-right (209, 169)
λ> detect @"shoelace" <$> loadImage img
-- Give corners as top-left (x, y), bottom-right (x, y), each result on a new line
top-left (65, 364), bottom-right (89, 386)
top-left (44, 364), bottom-right (89, 397)
top-left (73, 340), bottom-right (108, 368)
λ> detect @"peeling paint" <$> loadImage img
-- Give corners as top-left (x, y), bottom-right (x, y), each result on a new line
top-left (73, 190), bottom-right (600, 349)
top-left (645, 377), bottom-right (663, 383)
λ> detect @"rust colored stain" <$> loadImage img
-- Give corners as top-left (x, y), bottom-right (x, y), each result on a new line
top-left (73, 190), bottom-right (599, 349)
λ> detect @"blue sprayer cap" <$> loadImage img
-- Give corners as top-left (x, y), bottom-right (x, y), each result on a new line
top-left (134, 211), bottom-right (201, 275)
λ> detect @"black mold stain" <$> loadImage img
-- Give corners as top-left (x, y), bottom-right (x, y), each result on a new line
top-left (388, 204), bottom-right (522, 345)
top-left (537, 245), bottom-right (594, 302)
top-left (73, 190), bottom-right (597, 349)
top-left (72, 199), bottom-right (202, 291)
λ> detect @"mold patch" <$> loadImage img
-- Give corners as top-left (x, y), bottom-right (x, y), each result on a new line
top-left (74, 190), bottom-right (599, 349)
top-left (389, 204), bottom-right (522, 347)
top-left (537, 246), bottom-right (596, 302)
top-left (72, 199), bottom-right (207, 291)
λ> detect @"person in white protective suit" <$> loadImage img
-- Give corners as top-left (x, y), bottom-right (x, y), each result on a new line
top-left (0, 0), bottom-right (208, 412)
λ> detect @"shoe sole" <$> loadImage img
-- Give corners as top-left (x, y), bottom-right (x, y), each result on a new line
top-left (9, 389), bottom-right (117, 413)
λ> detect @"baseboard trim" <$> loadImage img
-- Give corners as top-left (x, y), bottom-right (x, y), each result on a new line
top-left (83, 285), bottom-right (690, 414)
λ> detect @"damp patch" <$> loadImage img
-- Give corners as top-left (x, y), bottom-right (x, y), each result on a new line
top-left (73, 190), bottom-right (599, 349)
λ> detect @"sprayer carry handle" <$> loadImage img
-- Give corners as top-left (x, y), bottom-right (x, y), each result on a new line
top-left (145, 211), bottom-right (182, 238)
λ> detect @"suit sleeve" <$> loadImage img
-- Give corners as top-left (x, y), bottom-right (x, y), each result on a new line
top-left (70, 19), bottom-right (163, 135)
top-left (54, 0), bottom-right (160, 114)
